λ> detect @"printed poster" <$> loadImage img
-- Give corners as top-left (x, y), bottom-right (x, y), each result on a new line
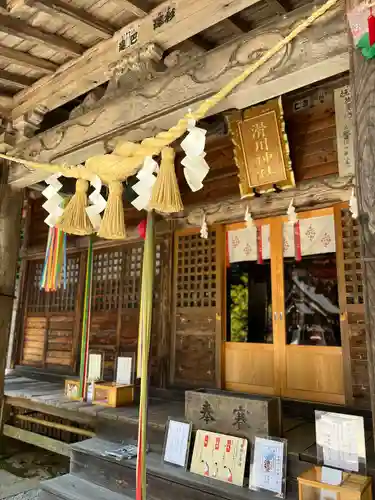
top-left (315, 411), bottom-right (366, 472)
top-left (250, 437), bottom-right (286, 496)
top-left (190, 430), bottom-right (247, 486)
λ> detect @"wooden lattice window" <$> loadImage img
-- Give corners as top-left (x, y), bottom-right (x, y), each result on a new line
top-left (341, 209), bottom-right (364, 305)
top-left (176, 232), bottom-right (217, 308)
top-left (27, 261), bottom-right (47, 313)
top-left (92, 248), bottom-right (123, 312)
top-left (27, 256), bottom-right (80, 313)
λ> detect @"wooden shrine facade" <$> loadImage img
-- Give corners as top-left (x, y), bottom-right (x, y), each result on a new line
top-left (11, 77), bottom-right (371, 412)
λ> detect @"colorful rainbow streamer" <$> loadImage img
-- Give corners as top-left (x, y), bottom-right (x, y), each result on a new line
top-left (40, 226), bottom-right (67, 291)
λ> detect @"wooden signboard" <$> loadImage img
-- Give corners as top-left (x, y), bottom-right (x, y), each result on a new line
top-left (190, 430), bottom-right (247, 487)
top-left (228, 98), bottom-right (294, 197)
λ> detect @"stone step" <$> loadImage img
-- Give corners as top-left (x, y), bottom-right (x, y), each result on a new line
top-left (70, 437), bottom-right (299, 500)
top-left (39, 474), bottom-right (134, 500)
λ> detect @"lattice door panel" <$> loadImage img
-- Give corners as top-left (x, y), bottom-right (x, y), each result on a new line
top-left (172, 230), bottom-right (220, 387)
top-left (26, 261), bottom-right (48, 313)
top-left (341, 209), bottom-right (363, 305)
top-left (92, 248), bottom-right (124, 312)
top-left (26, 256), bottom-right (80, 313)
top-left (340, 208), bottom-right (369, 407)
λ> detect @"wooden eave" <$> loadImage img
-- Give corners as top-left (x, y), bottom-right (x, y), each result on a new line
top-left (0, 0), bottom-right (323, 120)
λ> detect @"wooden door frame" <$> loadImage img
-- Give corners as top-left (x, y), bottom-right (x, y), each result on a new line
top-left (221, 203), bottom-right (350, 403)
top-left (222, 217), bottom-right (282, 396)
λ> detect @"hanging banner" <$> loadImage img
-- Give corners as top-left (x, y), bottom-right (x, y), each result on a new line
top-left (228, 226), bottom-right (270, 263)
top-left (283, 215), bottom-right (336, 258)
top-left (228, 98), bottom-right (294, 198)
top-left (334, 85), bottom-right (355, 177)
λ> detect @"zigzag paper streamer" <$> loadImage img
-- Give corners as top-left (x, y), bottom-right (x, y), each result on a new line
top-left (181, 117), bottom-right (208, 192)
top-left (85, 175), bottom-right (107, 231)
top-left (131, 157), bottom-right (159, 211)
top-left (42, 173), bottom-right (63, 227)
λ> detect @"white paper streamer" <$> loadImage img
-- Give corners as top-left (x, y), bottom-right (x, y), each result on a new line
top-left (200, 213), bottom-right (208, 239)
top-left (85, 175), bottom-right (107, 231)
top-left (181, 116), bottom-right (208, 192)
top-left (131, 156), bottom-right (158, 211)
top-left (245, 207), bottom-right (254, 228)
top-left (287, 199), bottom-right (297, 224)
top-left (349, 188), bottom-right (359, 219)
top-left (42, 173), bottom-right (63, 227)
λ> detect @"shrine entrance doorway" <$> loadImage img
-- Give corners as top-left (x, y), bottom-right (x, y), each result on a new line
top-left (223, 206), bottom-right (348, 405)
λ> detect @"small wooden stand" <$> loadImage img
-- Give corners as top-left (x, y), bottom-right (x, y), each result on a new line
top-left (297, 466), bottom-right (372, 500)
top-left (92, 382), bottom-right (134, 407)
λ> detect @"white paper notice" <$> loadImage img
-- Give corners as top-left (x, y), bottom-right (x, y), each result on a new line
top-left (250, 437), bottom-right (285, 495)
top-left (164, 420), bottom-right (191, 467)
top-left (321, 466), bottom-right (342, 486)
top-left (116, 357), bottom-right (132, 385)
top-left (87, 353), bottom-right (102, 382)
top-left (315, 412), bottom-right (366, 472)
top-left (320, 466), bottom-right (342, 500)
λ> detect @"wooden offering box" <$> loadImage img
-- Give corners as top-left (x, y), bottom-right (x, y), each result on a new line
top-left (298, 466), bottom-right (372, 500)
top-left (92, 382), bottom-right (134, 407)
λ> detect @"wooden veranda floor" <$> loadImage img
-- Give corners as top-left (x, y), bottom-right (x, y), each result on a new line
top-left (4, 370), bottom-right (375, 477)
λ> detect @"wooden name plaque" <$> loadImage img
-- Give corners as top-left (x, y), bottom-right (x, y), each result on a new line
top-left (185, 389), bottom-right (280, 444)
top-left (228, 97), bottom-right (295, 197)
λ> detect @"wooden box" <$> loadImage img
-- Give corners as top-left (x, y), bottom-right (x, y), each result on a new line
top-left (92, 382), bottom-right (134, 407)
top-left (65, 378), bottom-right (83, 401)
top-left (185, 389), bottom-right (280, 444)
top-left (297, 466), bottom-right (372, 500)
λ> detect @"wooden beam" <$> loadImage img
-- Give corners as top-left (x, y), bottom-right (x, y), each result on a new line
top-left (228, 14), bottom-right (252, 33)
top-left (7, 0), bottom-right (348, 187)
top-left (19, 0), bottom-right (114, 39)
top-left (348, 0), bottom-right (375, 447)
top-left (3, 424), bottom-right (71, 456)
top-left (190, 34), bottom-right (216, 51)
top-left (121, 0), bottom-right (151, 17)
top-left (0, 94), bottom-right (12, 109)
top-left (0, 70), bottom-right (34, 90)
top-left (0, 162), bottom-right (23, 443)
top-left (12, 0), bottom-right (264, 119)
top-left (0, 12), bottom-right (83, 56)
top-left (0, 45), bottom-right (58, 73)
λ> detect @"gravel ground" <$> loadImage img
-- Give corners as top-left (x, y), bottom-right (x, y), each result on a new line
top-left (0, 438), bottom-right (69, 500)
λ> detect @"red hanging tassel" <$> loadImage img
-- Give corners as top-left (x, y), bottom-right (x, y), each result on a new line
top-left (257, 226), bottom-right (263, 264)
top-left (294, 221), bottom-right (302, 262)
top-left (137, 219), bottom-right (147, 240)
top-left (369, 7), bottom-right (375, 46)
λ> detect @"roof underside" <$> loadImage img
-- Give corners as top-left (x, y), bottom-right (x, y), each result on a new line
top-left (0, 0), bottom-right (312, 120)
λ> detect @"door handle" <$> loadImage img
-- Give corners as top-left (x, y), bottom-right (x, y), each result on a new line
top-left (279, 312), bottom-right (283, 321)
top-left (274, 312), bottom-right (277, 321)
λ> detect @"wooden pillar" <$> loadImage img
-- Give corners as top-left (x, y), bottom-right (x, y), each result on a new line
top-left (0, 159), bottom-right (23, 432)
top-left (349, 6), bottom-right (375, 434)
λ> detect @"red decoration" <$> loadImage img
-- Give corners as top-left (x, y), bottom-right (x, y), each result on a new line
top-left (294, 221), bottom-right (302, 262)
top-left (137, 219), bottom-right (147, 240)
top-left (225, 232), bottom-right (230, 268)
top-left (369, 8), bottom-right (375, 46)
top-left (256, 226), bottom-right (263, 264)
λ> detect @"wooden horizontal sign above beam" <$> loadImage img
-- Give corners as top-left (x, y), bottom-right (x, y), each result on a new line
top-left (11, 0), bottom-right (263, 119)
top-left (0, 12), bottom-right (83, 57)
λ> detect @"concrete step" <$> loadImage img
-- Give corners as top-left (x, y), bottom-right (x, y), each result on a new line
top-left (70, 437), bottom-right (299, 500)
top-left (39, 474), bottom-right (134, 500)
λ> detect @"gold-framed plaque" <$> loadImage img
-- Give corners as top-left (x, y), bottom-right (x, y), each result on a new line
top-left (227, 97), bottom-right (294, 198)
